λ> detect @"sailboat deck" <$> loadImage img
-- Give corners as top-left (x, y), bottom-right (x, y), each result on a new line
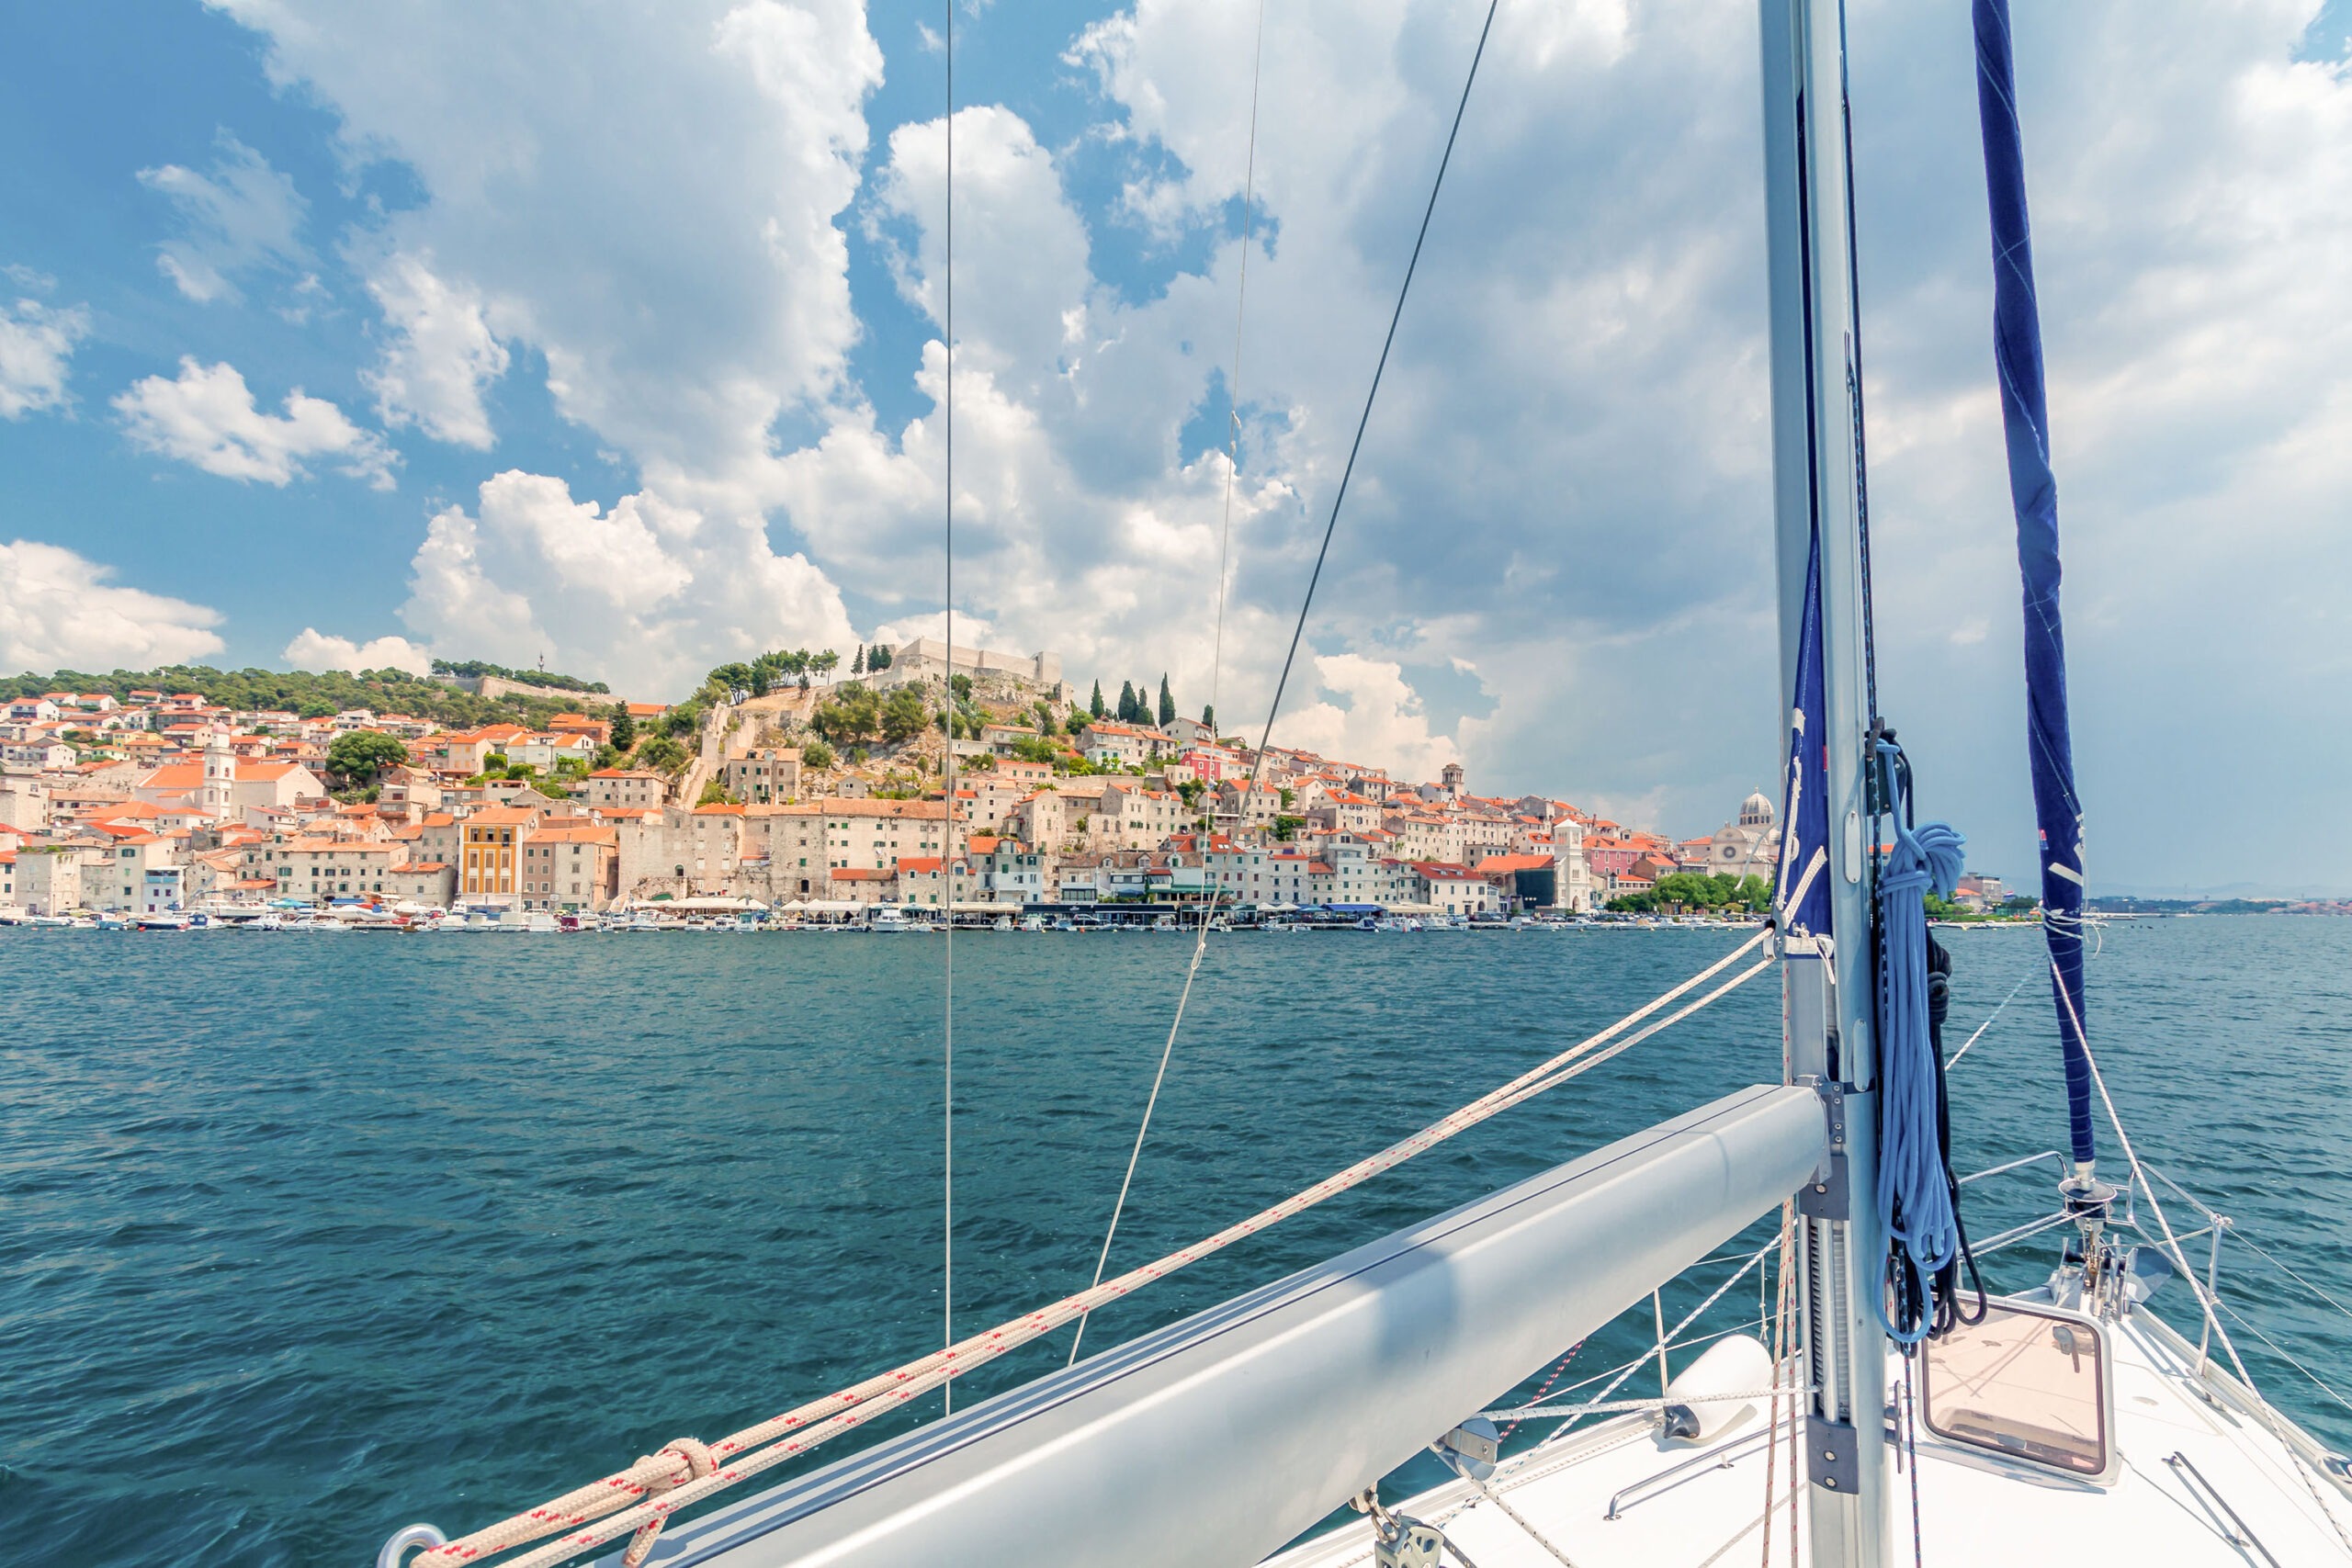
top-left (1261, 1306), bottom-right (2351, 1568)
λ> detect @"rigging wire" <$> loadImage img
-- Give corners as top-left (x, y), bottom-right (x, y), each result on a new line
top-left (2059, 976), bottom-right (2352, 1553)
top-left (1250, 0), bottom-right (1500, 771)
top-left (1068, 0), bottom-right (1269, 1372)
top-left (1942, 967), bottom-right (2031, 1068)
top-left (941, 0), bottom-right (956, 1415)
top-left (1068, 0), bottom-right (1499, 1361)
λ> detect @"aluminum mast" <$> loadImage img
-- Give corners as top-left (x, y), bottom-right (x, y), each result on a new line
top-left (1758, 1), bottom-right (1892, 1564)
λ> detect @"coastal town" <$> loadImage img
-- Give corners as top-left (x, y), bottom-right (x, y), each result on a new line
top-left (0, 637), bottom-right (2020, 928)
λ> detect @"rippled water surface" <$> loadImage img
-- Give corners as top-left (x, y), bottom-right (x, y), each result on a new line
top-left (4, 917), bottom-right (2347, 1565)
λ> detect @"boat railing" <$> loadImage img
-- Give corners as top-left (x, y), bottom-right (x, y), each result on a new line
top-left (1603, 1417), bottom-right (1783, 1520)
top-left (1957, 1144), bottom-right (2352, 1485)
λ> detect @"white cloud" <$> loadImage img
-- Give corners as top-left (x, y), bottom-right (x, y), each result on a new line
top-left (196, 0), bottom-right (2352, 883)
top-left (0, 539), bottom-right (226, 671)
top-left (281, 626), bottom-right (434, 675)
top-left (1273, 652), bottom-right (1463, 784)
top-left (114, 357), bottom-right (397, 489)
top-left (398, 468), bottom-right (854, 693)
top-left (0, 296), bottom-right (90, 419)
top-left (217, 0), bottom-right (883, 497)
top-left (136, 132), bottom-right (310, 303)
top-left (360, 253), bottom-right (510, 448)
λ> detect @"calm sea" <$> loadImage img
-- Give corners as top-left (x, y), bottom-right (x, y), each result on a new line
top-left (4, 917), bottom-right (2347, 1565)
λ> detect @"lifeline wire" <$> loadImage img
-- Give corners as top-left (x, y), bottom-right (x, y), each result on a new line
top-left (1069, 0), bottom-right (1270, 1370)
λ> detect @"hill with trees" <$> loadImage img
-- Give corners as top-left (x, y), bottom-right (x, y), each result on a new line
top-left (429, 658), bottom-right (609, 694)
top-left (0, 664), bottom-right (589, 729)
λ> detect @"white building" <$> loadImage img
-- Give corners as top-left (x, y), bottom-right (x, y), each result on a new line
top-left (1703, 791), bottom-right (1783, 882)
top-left (877, 637), bottom-right (1064, 694)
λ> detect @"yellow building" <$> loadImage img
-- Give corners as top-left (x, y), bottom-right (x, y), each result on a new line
top-left (460, 805), bottom-right (538, 906)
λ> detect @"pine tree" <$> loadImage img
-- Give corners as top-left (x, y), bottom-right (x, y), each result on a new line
top-left (851, 644), bottom-right (865, 674)
top-left (1158, 673), bottom-right (1175, 728)
top-left (1090, 680), bottom-right (1105, 719)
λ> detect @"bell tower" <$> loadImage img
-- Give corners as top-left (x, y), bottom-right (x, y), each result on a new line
top-left (201, 729), bottom-right (234, 819)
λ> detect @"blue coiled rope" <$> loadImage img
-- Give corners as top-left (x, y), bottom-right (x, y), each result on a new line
top-left (1873, 747), bottom-right (1968, 1345)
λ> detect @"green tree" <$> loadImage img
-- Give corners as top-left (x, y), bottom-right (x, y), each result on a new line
top-left (1114, 680), bottom-right (1134, 722)
top-left (1090, 680), bottom-right (1105, 719)
top-left (801, 738), bottom-right (835, 770)
top-left (812, 649), bottom-right (841, 680)
top-left (867, 643), bottom-right (893, 671)
top-left (852, 644), bottom-right (866, 674)
top-left (1158, 674), bottom-right (1175, 728)
top-left (637, 735), bottom-right (690, 773)
top-left (324, 729), bottom-right (410, 785)
top-left (880, 685), bottom-right (929, 743)
top-left (812, 687), bottom-right (880, 744)
top-left (1202, 703), bottom-right (1215, 731)
top-left (1033, 700), bottom-right (1056, 734)
top-left (951, 672), bottom-right (973, 703)
top-left (697, 779), bottom-right (735, 806)
top-left (1010, 735), bottom-right (1058, 764)
top-left (1273, 814), bottom-right (1306, 841)
top-left (607, 701), bottom-right (637, 751)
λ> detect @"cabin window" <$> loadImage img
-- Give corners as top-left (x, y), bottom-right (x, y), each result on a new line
top-left (1921, 1301), bottom-right (2109, 1479)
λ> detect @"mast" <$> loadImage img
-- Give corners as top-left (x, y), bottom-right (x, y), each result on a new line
top-left (1758, 1), bottom-right (1890, 1564)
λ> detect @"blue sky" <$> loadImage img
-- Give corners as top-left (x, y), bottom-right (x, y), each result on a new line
top-left (3, 1), bottom-right (2348, 890)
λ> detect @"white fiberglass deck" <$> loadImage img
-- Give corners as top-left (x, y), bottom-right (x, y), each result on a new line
top-left (1261, 1305), bottom-right (2352, 1568)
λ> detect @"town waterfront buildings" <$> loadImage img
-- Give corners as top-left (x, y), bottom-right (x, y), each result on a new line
top-left (0, 645), bottom-right (1815, 920)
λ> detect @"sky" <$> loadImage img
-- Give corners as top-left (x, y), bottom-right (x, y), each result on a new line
top-left (1, 1), bottom-right (2346, 892)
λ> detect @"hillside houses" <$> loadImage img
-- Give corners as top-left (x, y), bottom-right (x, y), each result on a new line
top-left (0, 663), bottom-right (1793, 921)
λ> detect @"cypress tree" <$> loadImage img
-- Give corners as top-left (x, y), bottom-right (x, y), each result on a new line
top-left (1202, 704), bottom-right (1215, 731)
top-left (1118, 680), bottom-right (1137, 723)
top-left (851, 644), bottom-right (865, 674)
top-left (1090, 680), bottom-right (1105, 719)
top-left (1158, 673), bottom-right (1175, 728)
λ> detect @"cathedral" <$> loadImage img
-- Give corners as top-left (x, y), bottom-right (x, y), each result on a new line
top-left (1698, 790), bottom-right (1782, 882)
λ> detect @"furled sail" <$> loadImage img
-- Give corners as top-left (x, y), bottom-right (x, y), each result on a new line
top-left (1775, 521), bottom-right (1832, 942)
top-left (1972, 0), bottom-right (2095, 1170)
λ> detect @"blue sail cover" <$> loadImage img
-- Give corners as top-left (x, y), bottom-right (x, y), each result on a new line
top-left (1776, 522), bottom-right (1832, 940)
top-left (1973, 0), bottom-right (2096, 1168)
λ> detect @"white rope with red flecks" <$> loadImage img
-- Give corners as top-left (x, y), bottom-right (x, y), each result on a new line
top-left (403, 930), bottom-right (1773, 1568)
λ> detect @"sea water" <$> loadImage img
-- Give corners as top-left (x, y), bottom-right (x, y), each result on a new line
top-left (3, 917), bottom-right (2346, 1565)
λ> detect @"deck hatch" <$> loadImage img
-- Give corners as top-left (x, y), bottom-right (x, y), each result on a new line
top-left (1920, 1301), bottom-right (2113, 1482)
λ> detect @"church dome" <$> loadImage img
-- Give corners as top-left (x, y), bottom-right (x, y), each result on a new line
top-left (1739, 791), bottom-right (1775, 828)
